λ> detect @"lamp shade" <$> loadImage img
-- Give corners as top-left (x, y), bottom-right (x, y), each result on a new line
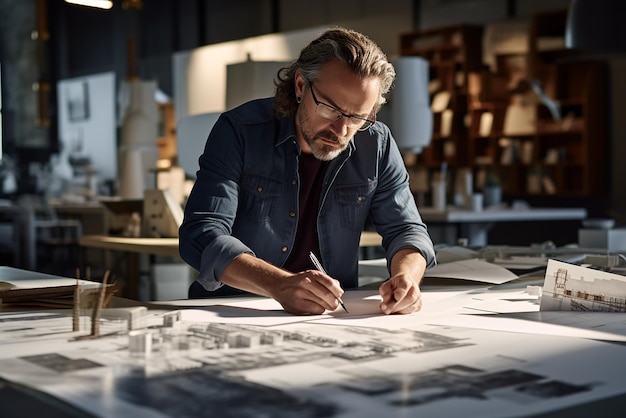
top-left (565, 0), bottom-right (626, 52)
top-left (65, 0), bottom-right (113, 9)
top-left (388, 57), bottom-right (433, 153)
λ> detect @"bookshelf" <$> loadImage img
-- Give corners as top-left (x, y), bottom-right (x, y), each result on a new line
top-left (399, 11), bottom-right (608, 198)
top-left (399, 24), bottom-right (484, 171)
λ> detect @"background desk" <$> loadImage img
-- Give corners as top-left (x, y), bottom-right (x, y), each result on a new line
top-left (79, 236), bottom-right (179, 257)
top-left (79, 231), bottom-right (383, 258)
top-left (419, 207), bottom-right (587, 246)
top-left (79, 235), bottom-right (180, 300)
top-left (79, 231), bottom-right (384, 300)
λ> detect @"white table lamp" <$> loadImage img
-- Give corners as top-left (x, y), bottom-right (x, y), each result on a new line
top-left (387, 56), bottom-right (433, 154)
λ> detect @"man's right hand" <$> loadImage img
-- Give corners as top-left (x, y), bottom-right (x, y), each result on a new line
top-left (219, 254), bottom-right (344, 315)
top-left (272, 270), bottom-right (344, 315)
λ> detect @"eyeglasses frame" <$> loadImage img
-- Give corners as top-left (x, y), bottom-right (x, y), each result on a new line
top-left (307, 80), bottom-right (375, 131)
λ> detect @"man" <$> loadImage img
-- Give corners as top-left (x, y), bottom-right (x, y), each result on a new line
top-left (179, 27), bottom-right (435, 315)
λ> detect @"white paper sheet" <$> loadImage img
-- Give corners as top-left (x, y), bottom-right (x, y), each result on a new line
top-left (426, 313), bottom-right (626, 343)
top-left (506, 311), bottom-right (626, 338)
top-left (175, 290), bottom-right (385, 326)
top-left (425, 258), bottom-right (519, 284)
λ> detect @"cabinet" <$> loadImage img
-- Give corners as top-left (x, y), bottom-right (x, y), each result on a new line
top-left (399, 11), bottom-right (608, 198)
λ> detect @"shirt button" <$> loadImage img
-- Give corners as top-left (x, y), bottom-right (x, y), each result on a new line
top-left (357, 195), bottom-right (363, 202)
top-left (257, 186), bottom-right (263, 193)
top-left (289, 211), bottom-right (296, 217)
top-left (281, 246), bottom-right (288, 253)
top-left (291, 179), bottom-right (297, 185)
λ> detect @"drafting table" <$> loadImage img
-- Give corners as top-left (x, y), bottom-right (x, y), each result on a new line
top-left (2, 265), bottom-right (626, 418)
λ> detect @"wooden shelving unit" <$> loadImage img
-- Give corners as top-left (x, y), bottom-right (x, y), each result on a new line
top-left (399, 24), bottom-right (484, 171)
top-left (399, 11), bottom-right (608, 198)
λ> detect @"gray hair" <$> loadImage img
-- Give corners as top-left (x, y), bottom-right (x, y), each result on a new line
top-left (274, 27), bottom-right (396, 118)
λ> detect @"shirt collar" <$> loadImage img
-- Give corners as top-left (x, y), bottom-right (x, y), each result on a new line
top-left (275, 115), bottom-right (297, 147)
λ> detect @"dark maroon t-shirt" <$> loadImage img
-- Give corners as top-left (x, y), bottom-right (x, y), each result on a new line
top-left (283, 152), bottom-right (328, 273)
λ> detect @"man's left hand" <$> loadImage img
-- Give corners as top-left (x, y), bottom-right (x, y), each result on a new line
top-left (379, 274), bottom-right (422, 314)
top-left (378, 248), bottom-right (427, 315)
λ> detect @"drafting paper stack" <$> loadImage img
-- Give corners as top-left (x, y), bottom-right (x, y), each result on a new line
top-left (0, 280), bottom-right (114, 309)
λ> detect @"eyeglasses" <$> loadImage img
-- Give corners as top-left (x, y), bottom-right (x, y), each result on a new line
top-left (308, 81), bottom-right (375, 131)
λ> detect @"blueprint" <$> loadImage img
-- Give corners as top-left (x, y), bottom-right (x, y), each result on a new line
top-left (2, 288), bottom-right (626, 418)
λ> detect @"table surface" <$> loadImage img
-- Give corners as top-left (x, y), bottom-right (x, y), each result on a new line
top-left (2, 265), bottom-right (626, 417)
top-left (79, 230), bottom-right (384, 257)
top-left (418, 206), bottom-right (587, 222)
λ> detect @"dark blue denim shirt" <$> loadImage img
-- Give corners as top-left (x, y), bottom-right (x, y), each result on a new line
top-left (179, 98), bottom-right (435, 292)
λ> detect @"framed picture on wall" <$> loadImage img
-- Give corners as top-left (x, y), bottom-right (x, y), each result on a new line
top-left (58, 72), bottom-right (117, 181)
top-left (66, 81), bottom-right (90, 122)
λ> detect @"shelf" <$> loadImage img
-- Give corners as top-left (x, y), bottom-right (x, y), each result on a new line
top-left (470, 55), bottom-right (606, 197)
top-left (403, 43), bottom-right (462, 55)
top-left (400, 24), bottom-right (483, 175)
top-left (399, 13), bottom-right (607, 198)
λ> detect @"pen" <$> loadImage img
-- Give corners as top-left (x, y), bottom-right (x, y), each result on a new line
top-left (308, 251), bottom-right (349, 313)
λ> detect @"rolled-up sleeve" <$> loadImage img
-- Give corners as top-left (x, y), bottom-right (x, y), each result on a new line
top-left (178, 114), bottom-right (251, 291)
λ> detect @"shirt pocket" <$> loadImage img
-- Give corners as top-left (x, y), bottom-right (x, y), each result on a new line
top-left (334, 180), bottom-right (377, 231)
top-left (240, 174), bottom-right (283, 222)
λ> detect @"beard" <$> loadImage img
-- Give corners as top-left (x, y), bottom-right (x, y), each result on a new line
top-left (297, 109), bottom-right (350, 161)
top-left (305, 131), bottom-right (347, 161)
